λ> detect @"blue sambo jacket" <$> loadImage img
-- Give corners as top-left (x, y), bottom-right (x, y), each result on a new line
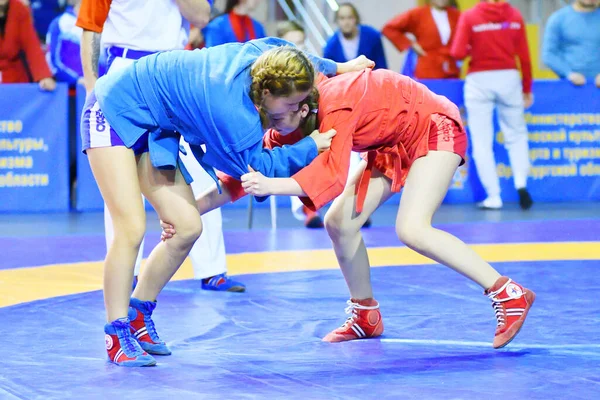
top-left (93, 37), bottom-right (337, 193)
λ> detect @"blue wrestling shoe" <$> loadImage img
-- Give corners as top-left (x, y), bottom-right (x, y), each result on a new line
top-left (129, 298), bottom-right (172, 355)
top-left (201, 273), bottom-right (246, 292)
top-left (104, 318), bottom-right (156, 367)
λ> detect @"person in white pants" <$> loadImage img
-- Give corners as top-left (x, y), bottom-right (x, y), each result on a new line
top-left (78, 0), bottom-right (242, 291)
top-left (177, 141), bottom-right (245, 292)
top-left (463, 70), bottom-right (532, 209)
top-left (450, 0), bottom-right (534, 210)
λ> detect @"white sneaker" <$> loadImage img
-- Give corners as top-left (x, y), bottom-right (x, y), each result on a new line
top-left (477, 196), bottom-right (503, 210)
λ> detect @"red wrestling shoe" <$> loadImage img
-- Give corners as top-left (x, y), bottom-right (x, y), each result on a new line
top-left (486, 276), bottom-right (536, 349)
top-left (323, 298), bottom-right (384, 342)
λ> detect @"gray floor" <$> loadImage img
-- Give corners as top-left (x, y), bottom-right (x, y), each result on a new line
top-left (0, 202), bottom-right (597, 237)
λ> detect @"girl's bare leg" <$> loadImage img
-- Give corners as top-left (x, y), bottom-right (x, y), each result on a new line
top-left (132, 153), bottom-right (203, 301)
top-left (396, 151), bottom-right (500, 288)
top-left (324, 162), bottom-right (394, 300)
top-left (87, 147), bottom-right (145, 322)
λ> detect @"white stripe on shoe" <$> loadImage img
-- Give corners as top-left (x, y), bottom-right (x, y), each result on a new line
top-left (135, 327), bottom-right (148, 339)
top-left (114, 348), bottom-right (124, 362)
top-left (350, 324), bottom-right (365, 338)
top-left (354, 324), bottom-right (366, 338)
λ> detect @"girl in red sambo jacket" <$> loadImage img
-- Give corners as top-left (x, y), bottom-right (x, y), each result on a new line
top-left (163, 69), bottom-right (536, 349)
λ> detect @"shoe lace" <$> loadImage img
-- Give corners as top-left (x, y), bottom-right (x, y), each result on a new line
top-left (341, 299), bottom-right (378, 328)
top-left (144, 315), bottom-right (162, 343)
top-left (486, 279), bottom-right (513, 328)
top-left (114, 320), bottom-right (141, 356)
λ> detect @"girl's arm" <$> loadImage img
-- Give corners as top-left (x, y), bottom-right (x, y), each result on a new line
top-left (257, 37), bottom-right (375, 77)
top-left (195, 180), bottom-right (233, 215)
top-left (241, 172), bottom-right (306, 197)
top-left (382, 9), bottom-right (415, 53)
top-left (244, 129), bottom-right (336, 179)
top-left (242, 110), bottom-right (356, 211)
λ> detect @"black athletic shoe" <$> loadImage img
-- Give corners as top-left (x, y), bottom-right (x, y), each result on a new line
top-left (518, 188), bottom-right (533, 210)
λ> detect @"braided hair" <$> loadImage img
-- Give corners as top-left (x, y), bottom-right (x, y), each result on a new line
top-left (250, 46), bottom-right (316, 128)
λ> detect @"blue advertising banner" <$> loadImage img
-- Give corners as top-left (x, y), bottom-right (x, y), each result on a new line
top-left (421, 79), bottom-right (600, 204)
top-left (0, 84), bottom-right (69, 212)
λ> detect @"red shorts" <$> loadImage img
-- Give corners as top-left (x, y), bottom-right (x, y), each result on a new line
top-left (427, 113), bottom-right (467, 164)
top-left (367, 113), bottom-right (468, 192)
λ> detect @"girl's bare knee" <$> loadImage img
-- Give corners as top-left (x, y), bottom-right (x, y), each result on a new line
top-left (325, 211), bottom-right (363, 244)
top-left (170, 212), bottom-right (203, 246)
top-left (324, 209), bottom-right (345, 239)
top-left (113, 216), bottom-right (146, 248)
top-left (396, 220), bottom-right (429, 252)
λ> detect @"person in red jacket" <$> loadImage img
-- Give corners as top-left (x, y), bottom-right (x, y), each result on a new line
top-left (163, 69), bottom-right (536, 349)
top-left (0, 0), bottom-right (55, 90)
top-left (383, 0), bottom-right (461, 79)
top-left (450, 0), bottom-right (533, 210)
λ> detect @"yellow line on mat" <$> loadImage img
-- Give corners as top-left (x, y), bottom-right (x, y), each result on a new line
top-left (0, 242), bottom-right (597, 308)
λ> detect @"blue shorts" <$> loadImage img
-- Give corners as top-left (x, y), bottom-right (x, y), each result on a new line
top-left (80, 90), bottom-right (149, 155)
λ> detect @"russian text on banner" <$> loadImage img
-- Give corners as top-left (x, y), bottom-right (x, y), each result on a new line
top-left (0, 84), bottom-right (69, 212)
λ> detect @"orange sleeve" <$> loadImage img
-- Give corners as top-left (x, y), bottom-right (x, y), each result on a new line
top-left (382, 9), bottom-right (415, 52)
top-left (216, 128), bottom-right (306, 202)
top-left (76, 0), bottom-right (112, 33)
top-left (292, 110), bottom-right (355, 211)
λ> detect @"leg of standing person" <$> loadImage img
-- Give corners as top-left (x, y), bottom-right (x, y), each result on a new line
top-left (106, 203), bottom-right (144, 282)
top-left (102, 56), bottom-right (146, 285)
top-left (464, 71), bottom-right (503, 209)
top-left (495, 70), bottom-right (533, 210)
top-left (85, 95), bottom-right (156, 366)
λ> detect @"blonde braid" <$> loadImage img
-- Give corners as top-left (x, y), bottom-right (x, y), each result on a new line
top-left (250, 46), bottom-right (316, 128)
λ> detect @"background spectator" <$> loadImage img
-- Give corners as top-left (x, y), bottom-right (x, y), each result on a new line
top-left (542, 0), bottom-right (600, 88)
top-left (323, 2), bottom-right (387, 70)
top-left (451, 0), bottom-right (533, 210)
top-left (45, 0), bottom-right (83, 85)
top-left (383, 0), bottom-right (460, 79)
top-left (202, 0), bottom-right (265, 47)
top-left (30, 0), bottom-right (62, 41)
top-left (0, 0), bottom-right (55, 90)
top-left (187, 6), bottom-right (222, 50)
top-left (276, 19), bottom-right (306, 50)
